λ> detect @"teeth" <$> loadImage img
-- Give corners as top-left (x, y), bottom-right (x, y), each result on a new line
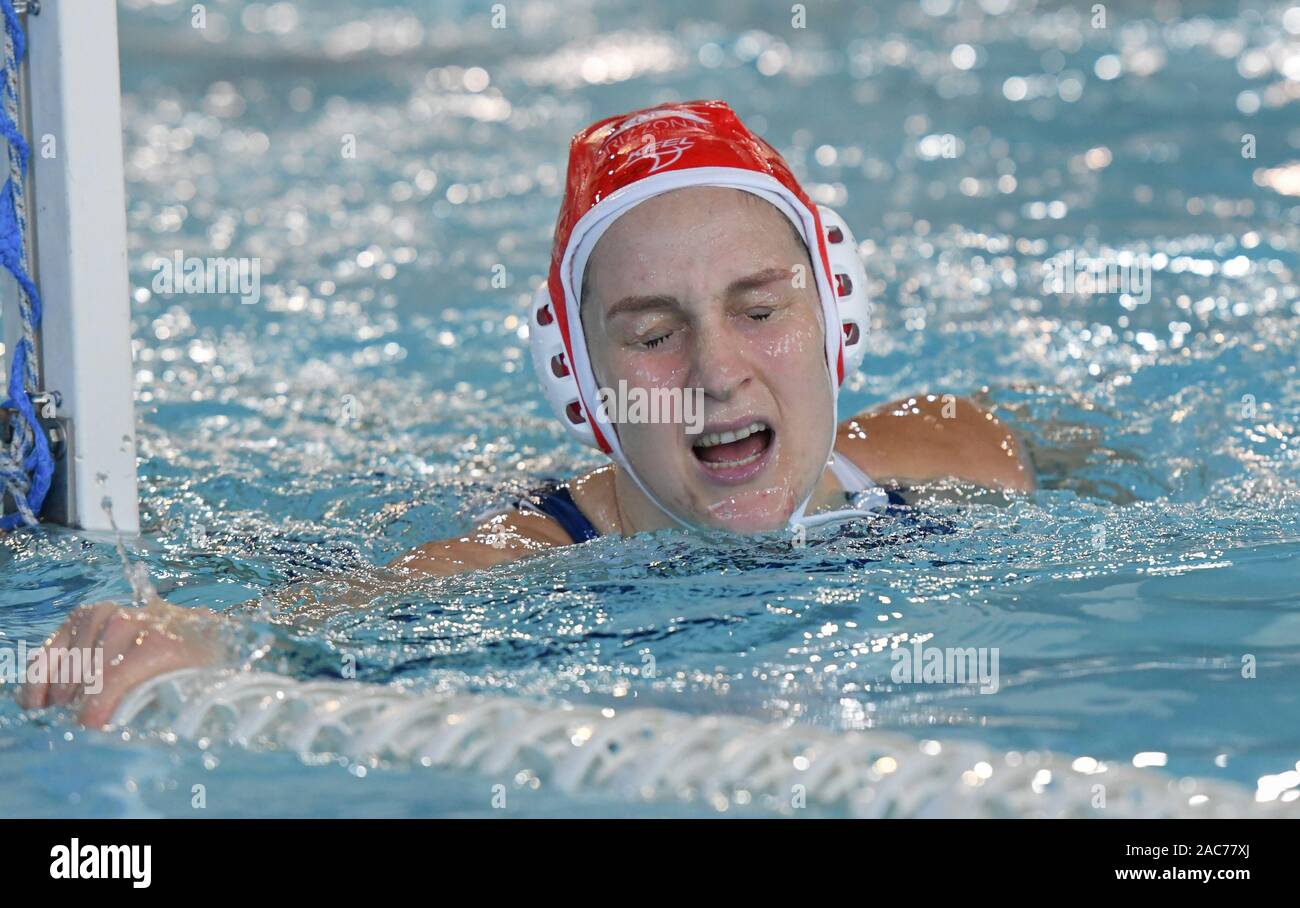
top-left (693, 421), bottom-right (767, 449)
top-left (699, 446), bottom-right (766, 469)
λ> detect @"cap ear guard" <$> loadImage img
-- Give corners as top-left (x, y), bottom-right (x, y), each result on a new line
top-left (528, 282), bottom-right (599, 449)
top-left (817, 205), bottom-right (871, 379)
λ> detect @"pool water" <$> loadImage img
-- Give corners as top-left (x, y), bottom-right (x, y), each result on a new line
top-left (2, 0), bottom-right (1299, 817)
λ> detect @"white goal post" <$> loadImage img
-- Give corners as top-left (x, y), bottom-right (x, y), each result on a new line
top-left (1, 0), bottom-right (139, 534)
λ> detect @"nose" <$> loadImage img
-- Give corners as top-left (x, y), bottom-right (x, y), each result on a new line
top-left (687, 315), bottom-right (752, 402)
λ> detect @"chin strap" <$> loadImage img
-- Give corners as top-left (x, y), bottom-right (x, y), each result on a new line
top-left (795, 503), bottom-right (886, 531)
top-left (785, 393), bottom-right (839, 532)
top-left (614, 451), bottom-right (697, 533)
top-left (784, 374), bottom-right (890, 533)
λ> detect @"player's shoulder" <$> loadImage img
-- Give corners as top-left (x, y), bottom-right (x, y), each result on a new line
top-left (836, 395), bottom-right (1036, 491)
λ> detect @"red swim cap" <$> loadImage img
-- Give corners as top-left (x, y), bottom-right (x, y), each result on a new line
top-left (530, 99), bottom-right (868, 461)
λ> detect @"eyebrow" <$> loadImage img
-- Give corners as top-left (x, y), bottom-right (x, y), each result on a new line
top-left (604, 267), bottom-right (793, 319)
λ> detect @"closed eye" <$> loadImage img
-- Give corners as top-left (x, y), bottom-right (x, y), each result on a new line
top-left (642, 333), bottom-right (671, 349)
top-left (748, 308), bottom-right (774, 321)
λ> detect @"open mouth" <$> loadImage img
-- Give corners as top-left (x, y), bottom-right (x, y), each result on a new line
top-left (691, 420), bottom-right (774, 482)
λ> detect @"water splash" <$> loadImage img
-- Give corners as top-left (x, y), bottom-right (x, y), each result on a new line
top-left (101, 494), bottom-right (159, 608)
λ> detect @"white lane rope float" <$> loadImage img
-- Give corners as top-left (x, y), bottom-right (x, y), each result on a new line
top-left (112, 668), bottom-right (1295, 818)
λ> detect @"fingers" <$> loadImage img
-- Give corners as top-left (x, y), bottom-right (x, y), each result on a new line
top-left (45, 603), bottom-right (121, 708)
top-left (78, 611), bottom-right (222, 729)
top-left (17, 601), bottom-right (224, 725)
top-left (78, 643), bottom-right (216, 729)
top-left (17, 602), bottom-right (116, 710)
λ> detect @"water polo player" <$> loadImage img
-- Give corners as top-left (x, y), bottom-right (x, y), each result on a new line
top-left (20, 100), bottom-right (1033, 725)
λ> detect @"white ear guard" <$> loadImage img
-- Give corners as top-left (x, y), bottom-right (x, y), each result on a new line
top-left (817, 205), bottom-right (871, 379)
top-left (529, 281), bottom-right (600, 449)
top-left (528, 204), bottom-right (871, 453)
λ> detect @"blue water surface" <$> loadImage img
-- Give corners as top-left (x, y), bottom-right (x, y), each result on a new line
top-left (1, 0), bottom-right (1299, 817)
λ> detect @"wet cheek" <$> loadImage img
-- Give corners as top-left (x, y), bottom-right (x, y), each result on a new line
top-left (615, 356), bottom-right (687, 390)
top-left (757, 320), bottom-right (821, 365)
top-left (618, 405), bottom-right (689, 490)
top-left (605, 356), bottom-right (690, 469)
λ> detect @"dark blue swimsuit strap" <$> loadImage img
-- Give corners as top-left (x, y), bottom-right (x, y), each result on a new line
top-left (519, 485), bottom-right (601, 544)
top-left (520, 484), bottom-right (905, 545)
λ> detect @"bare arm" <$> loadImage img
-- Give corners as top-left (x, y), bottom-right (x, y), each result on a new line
top-left (837, 395), bottom-right (1036, 492)
top-left (382, 507), bottom-right (572, 577)
top-left (238, 508), bottom-right (571, 622)
top-left (18, 508), bottom-right (574, 725)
